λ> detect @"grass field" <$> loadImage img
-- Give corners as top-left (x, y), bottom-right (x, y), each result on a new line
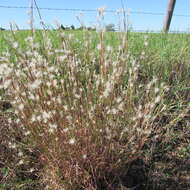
top-left (1, 30), bottom-right (190, 82)
top-left (1, 30), bottom-right (190, 58)
top-left (0, 29), bottom-right (189, 190)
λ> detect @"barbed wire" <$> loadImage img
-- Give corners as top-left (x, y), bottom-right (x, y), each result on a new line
top-left (1, 5), bottom-right (190, 17)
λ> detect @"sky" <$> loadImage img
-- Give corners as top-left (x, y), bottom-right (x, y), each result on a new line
top-left (0, 0), bottom-right (190, 32)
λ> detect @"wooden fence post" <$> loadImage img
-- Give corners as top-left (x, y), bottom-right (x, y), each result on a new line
top-left (163, 0), bottom-right (176, 32)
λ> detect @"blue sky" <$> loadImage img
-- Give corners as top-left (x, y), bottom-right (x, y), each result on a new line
top-left (0, 0), bottom-right (190, 31)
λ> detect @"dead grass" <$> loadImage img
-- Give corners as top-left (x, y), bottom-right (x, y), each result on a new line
top-left (0, 96), bottom-right (189, 190)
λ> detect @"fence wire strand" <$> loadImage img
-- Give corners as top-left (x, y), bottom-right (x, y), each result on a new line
top-left (0, 5), bottom-right (190, 17)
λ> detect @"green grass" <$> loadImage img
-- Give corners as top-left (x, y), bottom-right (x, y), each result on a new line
top-left (1, 30), bottom-right (190, 57)
top-left (1, 29), bottom-right (190, 83)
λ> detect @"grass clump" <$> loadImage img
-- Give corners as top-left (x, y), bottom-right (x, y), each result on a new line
top-left (0, 27), bottom-right (189, 189)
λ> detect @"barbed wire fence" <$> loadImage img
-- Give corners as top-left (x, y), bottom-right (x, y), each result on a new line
top-left (1, 5), bottom-right (190, 17)
top-left (1, 4), bottom-right (190, 32)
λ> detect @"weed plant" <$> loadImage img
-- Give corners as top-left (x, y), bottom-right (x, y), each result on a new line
top-left (0, 16), bottom-right (189, 190)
